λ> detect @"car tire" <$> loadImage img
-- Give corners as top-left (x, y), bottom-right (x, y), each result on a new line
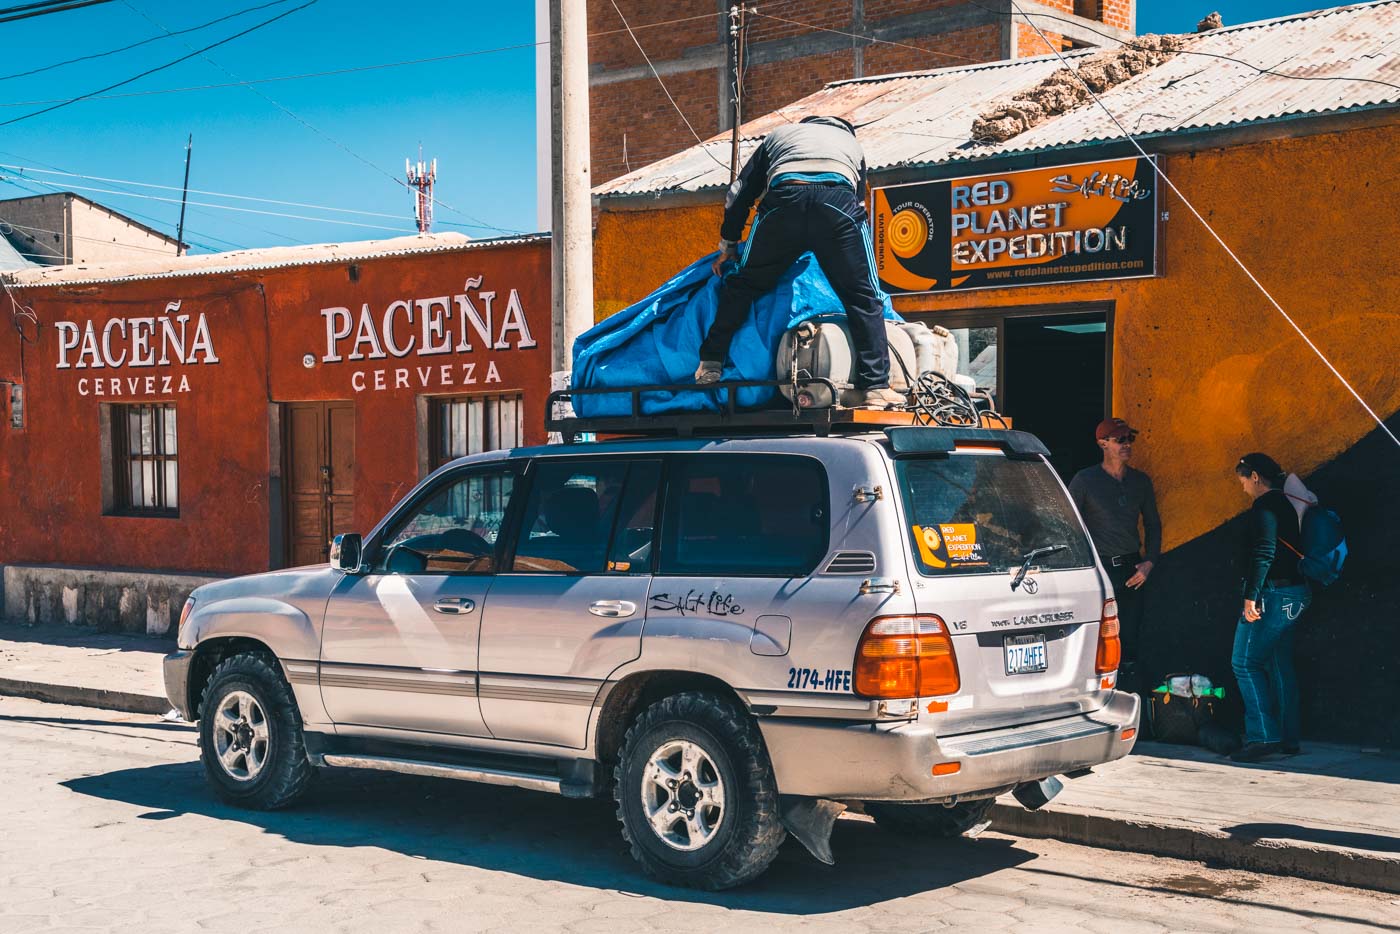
top-left (197, 653), bottom-right (314, 810)
top-left (865, 797), bottom-right (995, 837)
top-left (614, 691), bottom-right (786, 890)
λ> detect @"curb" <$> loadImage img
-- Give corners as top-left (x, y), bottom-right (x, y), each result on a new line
top-left (990, 802), bottom-right (1400, 895)
top-left (0, 678), bottom-right (170, 716)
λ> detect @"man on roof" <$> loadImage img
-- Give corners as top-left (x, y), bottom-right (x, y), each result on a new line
top-left (694, 115), bottom-right (902, 410)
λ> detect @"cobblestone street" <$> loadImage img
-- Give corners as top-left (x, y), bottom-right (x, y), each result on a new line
top-left (2, 695), bottom-right (1396, 933)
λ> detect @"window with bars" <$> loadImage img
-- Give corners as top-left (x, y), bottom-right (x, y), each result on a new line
top-left (112, 404), bottom-right (178, 516)
top-left (430, 394), bottom-right (523, 469)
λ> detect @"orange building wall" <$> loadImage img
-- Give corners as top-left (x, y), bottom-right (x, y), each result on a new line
top-left (0, 240), bottom-right (551, 577)
top-left (592, 123), bottom-right (1400, 550)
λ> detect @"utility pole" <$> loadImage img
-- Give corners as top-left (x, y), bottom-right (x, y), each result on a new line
top-left (176, 134), bottom-right (191, 256)
top-left (549, 0), bottom-right (593, 389)
top-left (729, 5), bottom-right (748, 184)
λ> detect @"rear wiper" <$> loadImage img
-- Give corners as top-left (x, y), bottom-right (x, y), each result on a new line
top-left (1010, 544), bottom-right (1067, 591)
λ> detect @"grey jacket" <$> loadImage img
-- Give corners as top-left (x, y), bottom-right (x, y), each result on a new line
top-left (720, 118), bottom-right (868, 243)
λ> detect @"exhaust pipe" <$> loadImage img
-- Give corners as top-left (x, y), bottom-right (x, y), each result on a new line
top-left (1011, 775), bottom-right (1064, 811)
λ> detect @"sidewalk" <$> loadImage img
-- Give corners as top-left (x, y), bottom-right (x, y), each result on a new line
top-left (2, 622), bottom-right (1397, 892)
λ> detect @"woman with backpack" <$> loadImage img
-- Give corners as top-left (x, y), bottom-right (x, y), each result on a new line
top-left (1230, 452), bottom-right (1311, 762)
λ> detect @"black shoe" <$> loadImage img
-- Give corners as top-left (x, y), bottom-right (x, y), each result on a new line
top-left (1230, 742), bottom-right (1281, 763)
top-left (1280, 743), bottom-right (1302, 757)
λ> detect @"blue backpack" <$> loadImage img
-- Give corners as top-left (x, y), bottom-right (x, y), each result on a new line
top-left (1282, 503), bottom-right (1347, 587)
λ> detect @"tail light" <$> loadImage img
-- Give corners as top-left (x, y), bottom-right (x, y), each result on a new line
top-left (854, 615), bottom-right (960, 699)
top-left (1096, 598), bottom-right (1121, 674)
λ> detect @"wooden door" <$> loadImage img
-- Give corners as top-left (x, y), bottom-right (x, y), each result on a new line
top-left (285, 402), bottom-right (356, 567)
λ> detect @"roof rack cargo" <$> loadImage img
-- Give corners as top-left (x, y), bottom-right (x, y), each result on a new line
top-left (545, 380), bottom-right (1008, 443)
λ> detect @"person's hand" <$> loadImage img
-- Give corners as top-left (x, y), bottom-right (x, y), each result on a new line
top-left (1242, 599), bottom-right (1261, 622)
top-left (1125, 559), bottom-right (1154, 589)
top-left (711, 240), bottom-right (733, 277)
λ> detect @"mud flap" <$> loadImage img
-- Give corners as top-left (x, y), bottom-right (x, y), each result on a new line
top-left (1011, 775), bottom-right (1064, 811)
top-left (779, 796), bottom-right (846, 865)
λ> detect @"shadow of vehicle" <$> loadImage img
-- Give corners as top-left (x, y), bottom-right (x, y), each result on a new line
top-left (1224, 822), bottom-right (1400, 855)
top-left (64, 761), bottom-right (1035, 911)
top-left (1132, 739), bottom-right (1400, 785)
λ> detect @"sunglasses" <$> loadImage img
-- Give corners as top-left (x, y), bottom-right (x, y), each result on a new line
top-left (1106, 431), bottom-right (1138, 444)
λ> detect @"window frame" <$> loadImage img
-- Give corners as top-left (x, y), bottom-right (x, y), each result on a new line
top-left (655, 453), bottom-right (831, 579)
top-left (110, 402), bottom-right (179, 518)
top-left (367, 461), bottom-right (526, 576)
top-left (428, 392), bottom-right (525, 471)
top-left (500, 456), bottom-right (663, 577)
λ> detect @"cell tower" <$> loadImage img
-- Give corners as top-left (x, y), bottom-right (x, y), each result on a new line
top-left (406, 152), bottom-right (437, 234)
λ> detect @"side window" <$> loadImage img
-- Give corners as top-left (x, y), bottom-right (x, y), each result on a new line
top-left (380, 469), bottom-right (515, 574)
top-left (607, 461), bottom-right (662, 573)
top-left (659, 455), bottom-right (829, 577)
top-left (511, 460), bottom-right (631, 574)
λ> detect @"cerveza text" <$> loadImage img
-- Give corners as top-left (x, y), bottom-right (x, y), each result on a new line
top-left (649, 590), bottom-right (745, 617)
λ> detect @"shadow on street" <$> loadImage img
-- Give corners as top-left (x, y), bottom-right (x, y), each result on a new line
top-left (64, 761), bottom-right (1036, 912)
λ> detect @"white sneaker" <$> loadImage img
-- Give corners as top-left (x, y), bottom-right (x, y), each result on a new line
top-left (694, 361), bottom-right (722, 385)
top-left (860, 388), bottom-right (906, 410)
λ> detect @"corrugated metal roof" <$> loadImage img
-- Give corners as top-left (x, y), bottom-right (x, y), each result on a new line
top-left (596, 0), bottom-right (1400, 198)
top-left (3, 231), bottom-right (547, 289)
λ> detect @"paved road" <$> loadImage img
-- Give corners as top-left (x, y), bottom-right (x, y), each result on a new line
top-left (2, 696), bottom-right (1397, 934)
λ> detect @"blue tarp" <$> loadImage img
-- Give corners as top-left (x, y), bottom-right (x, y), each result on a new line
top-left (571, 250), bottom-right (898, 416)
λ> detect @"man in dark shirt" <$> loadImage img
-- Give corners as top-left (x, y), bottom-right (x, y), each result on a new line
top-left (1068, 418), bottom-right (1162, 692)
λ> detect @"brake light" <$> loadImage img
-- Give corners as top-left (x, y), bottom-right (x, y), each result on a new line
top-left (854, 615), bottom-right (961, 699)
top-left (1096, 598), bottom-right (1121, 674)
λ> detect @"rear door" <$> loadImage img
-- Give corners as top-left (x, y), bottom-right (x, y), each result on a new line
top-left (894, 449), bottom-right (1109, 732)
top-left (477, 457), bottom-right (660, 748)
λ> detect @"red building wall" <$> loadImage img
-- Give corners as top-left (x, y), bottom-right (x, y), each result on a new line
top-left (0, 238), bottom-right (551, 578)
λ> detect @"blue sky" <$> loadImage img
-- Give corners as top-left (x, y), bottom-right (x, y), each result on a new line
top-left (0, 1), bottom-right (1353, 253)
top-left (0, 0), bottom-right (539, 252)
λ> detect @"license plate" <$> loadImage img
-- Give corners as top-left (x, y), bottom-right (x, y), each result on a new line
top-left (1004, 633), bottom-right (1048, 675)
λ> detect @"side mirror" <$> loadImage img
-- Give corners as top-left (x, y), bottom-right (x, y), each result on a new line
top-left (330, 533), bottom-right (363, 573)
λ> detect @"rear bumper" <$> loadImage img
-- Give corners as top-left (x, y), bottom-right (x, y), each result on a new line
top-left (163, 650), bottom-right (195, 721)
top-left (758, 690), bottom-right (1140, 801)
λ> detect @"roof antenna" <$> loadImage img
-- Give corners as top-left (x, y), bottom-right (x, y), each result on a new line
top-left (406, 145), bottom-right (436, 235)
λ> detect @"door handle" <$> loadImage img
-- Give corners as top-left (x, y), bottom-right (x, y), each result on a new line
top-left (588, 600), bottom-right (637, 618)
top-left (433, 597), bottom-right (476, 615)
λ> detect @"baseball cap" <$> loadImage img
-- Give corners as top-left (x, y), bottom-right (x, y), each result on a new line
top-left (1095, 417), bottom-right (1138, 442)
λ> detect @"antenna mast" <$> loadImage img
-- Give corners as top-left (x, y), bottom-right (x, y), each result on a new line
top-left (406, 149), bottom-right (436, 234)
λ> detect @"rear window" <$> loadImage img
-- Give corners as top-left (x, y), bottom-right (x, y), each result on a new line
top-left (895, 453), bottom-right (1094, 576)
top-left (659, 454), bottom-right (829, 577)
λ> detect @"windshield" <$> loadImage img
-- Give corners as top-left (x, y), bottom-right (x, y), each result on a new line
top-left (895, 453), bottom-right (1094, 576)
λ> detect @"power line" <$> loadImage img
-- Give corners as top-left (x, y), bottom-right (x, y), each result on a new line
top-left (750, 11), bottom-right (984, 66)
top-left (0, 217), bottom-right (187, 256)
top-left (1007, 0), bottom-right (1400, 450)
top-left (0, 0), bottom-right (297, 84)
top-left (0, 0), bottom-right (319, 129)
top-left (0, 163), bottom-right (418, 220)
top-left (608, 0), bottom-right (730, 172)
top-left (0, 0), bottom-right (114, 24)
top-left (7, 174), bottom-right (419, 233)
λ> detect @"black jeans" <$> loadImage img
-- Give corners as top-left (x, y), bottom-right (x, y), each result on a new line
top-left (1105, 557), bottom-right (1148, 691)
top-left (701, 183), bottom-right (890, 389)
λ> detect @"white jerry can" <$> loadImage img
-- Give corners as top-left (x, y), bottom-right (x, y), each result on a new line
top-left (776, 317), bottom-right (958, 408)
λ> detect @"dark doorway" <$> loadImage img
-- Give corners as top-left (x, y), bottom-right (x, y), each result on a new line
top-left (1002, 312), bottom-right (1107, 480)
top-left (283, 401), bottom-right (355, 568)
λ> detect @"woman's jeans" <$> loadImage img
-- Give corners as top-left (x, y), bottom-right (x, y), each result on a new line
top-left (1231, 582), bottom-right (1311, 746)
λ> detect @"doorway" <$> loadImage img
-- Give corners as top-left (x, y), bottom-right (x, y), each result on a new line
top-left (284, 402), bottom-right (355, 567)
top-left (1003, 311), bottom-right (1108, 479)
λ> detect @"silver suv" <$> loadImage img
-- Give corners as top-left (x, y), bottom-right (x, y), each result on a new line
top-left (164, 425), bottom-right (1138, 890)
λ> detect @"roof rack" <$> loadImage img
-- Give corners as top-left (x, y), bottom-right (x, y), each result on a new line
top-left (546, 379), bottom-right (919, 443)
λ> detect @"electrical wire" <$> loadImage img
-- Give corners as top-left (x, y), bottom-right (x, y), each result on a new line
top-left (8, 174), bottom-right (418, 233)
top-left (750, 10), bottom-right (984, 66)
top-left (1006, 0), bottom-right (1399, 450)
top-left (0, 163), bottom-right (419, 221)
top-left (0, 0), bottom-right (297, 83)
top-left (0, 0), bottom-right (318, 129)
top-left (0, 0), bottom-right (113, 24)
top-left (607, 0), bottom-right (731, 172)
top-left (0, 217), bottom-right (187, 256)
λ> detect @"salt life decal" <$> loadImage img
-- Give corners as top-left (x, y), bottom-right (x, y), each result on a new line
top-left (648, 590), bottom-right (745, 617)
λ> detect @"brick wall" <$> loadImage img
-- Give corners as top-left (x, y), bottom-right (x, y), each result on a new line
top-left (1017, 23), bottom-right (1069, 57)
top-left (588, 0), bottom-right (1135, 185)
